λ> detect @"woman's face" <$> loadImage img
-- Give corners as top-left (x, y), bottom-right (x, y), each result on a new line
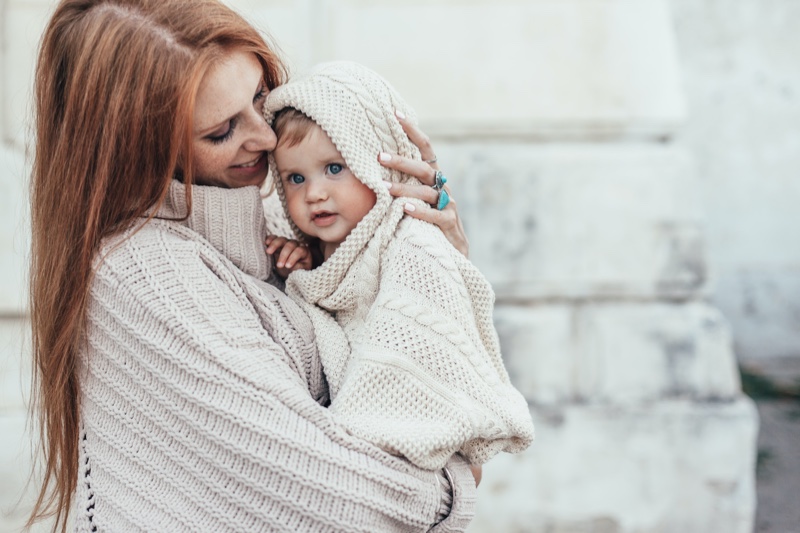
top-left (192, 50), bottom-right (276, 188)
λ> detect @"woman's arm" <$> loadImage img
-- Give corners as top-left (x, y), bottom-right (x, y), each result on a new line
top-left (79, 229), bottom-right (475, 532)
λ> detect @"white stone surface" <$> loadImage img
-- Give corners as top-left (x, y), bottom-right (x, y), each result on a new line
top-left (225, 0), bottom-right (314, 72)
top-left (438, 143), bottom-right (706, 301)
top-left (0, 318), bottom-right (30, 412)
top-left (230, 0), bottom-right (686, 139)
top-left (713, 270), bottom-right (800, 361)
top-left (0, 316), bottom-right (48, 532)
top-left (497, 302), bottom-right (740, 406)
top-left (669, 0), bottom-right (800, 360)
top-left (0, 414), bottom-right (55, 533)
top-left (0, 146), bottom-right (29, 314)
top-left (469, 398), bottom-right (758, 533)
top-left (2, 0), bottom-right (55, 148)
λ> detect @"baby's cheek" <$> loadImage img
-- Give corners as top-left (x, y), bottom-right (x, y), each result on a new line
top-left (286, 197), bottom-right (305, 224)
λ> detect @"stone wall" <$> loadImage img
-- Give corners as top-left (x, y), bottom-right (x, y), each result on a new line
top-left (668, 0), bottom-right (800, 363)
top-left (0, 0), bottom-right (769, 531)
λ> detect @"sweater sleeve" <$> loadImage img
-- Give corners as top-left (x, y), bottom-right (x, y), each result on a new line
top-left (328, 218), bottom-right (534, 470)
top-left (76, 226), bottom-right (474, 533)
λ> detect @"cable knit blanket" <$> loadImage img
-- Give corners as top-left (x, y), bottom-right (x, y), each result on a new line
top-left (264, 61), bottom-right (534, 470)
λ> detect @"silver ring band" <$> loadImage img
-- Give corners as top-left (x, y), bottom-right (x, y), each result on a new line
top-left (425, 156), bottom-right (438, 164)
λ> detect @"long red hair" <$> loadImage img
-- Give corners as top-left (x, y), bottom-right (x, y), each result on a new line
top-left (28, 0), bottom-right (285, 529)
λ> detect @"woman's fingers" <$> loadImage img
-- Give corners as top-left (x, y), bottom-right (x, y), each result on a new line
top-left (394, 111), bottom-right (438, 168)
top-left (384, 181), bottom-right (440, 205)
top-left (380, 114), bottom-right (468, 256)
top-left (401, 198), bottom-right (469, 258)
top-left (378, 152), bottom-right (437, 186)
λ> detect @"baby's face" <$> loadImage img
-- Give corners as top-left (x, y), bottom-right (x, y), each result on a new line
top-left (274, 124), bottom-right (376, 259)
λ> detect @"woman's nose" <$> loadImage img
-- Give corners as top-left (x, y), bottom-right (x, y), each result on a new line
top-left (243, 111), bottom-right (277, 152)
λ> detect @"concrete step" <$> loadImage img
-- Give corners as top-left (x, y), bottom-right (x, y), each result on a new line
top-left (469, 397), bottom-right (758, 533)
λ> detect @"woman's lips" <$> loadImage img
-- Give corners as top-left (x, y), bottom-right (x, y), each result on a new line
top-left (312, 212), bottom-right (337, 227)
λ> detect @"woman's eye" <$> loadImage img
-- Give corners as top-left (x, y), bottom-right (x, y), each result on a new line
top-left (327, 163), bottom-right (344, 175)
top-left (208, 119), bottom-right (236, 144)
top-left (253, 85), bottom-right (267, 103)
top-left (288, 174), bottom-right (305, 185)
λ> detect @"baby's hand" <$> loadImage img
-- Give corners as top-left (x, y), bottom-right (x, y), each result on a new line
top-left (266, 235), bottom-right (312, 278)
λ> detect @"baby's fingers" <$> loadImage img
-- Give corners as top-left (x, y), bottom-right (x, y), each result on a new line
top-left (276, 241), bottom-right (299, 268)
top-left (265, 235), bottom-right (289, 255)
top-left (283, 243), bottom-right (311, 270)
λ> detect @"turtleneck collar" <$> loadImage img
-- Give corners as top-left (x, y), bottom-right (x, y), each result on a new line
top-left (153, 180), bottom-right (273, 281)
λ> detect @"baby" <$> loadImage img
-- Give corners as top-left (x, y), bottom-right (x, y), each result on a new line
top-left (263, 61), bottom-right (533, 470)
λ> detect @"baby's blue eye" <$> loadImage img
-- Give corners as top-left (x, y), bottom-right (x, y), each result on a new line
top-left (288, 174), bottom-right (305, 185)
top-left (327, 163), bottom-right (344, 175)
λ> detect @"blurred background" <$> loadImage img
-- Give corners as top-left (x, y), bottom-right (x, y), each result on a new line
top-left (1, 0), bottom-right (798, 531)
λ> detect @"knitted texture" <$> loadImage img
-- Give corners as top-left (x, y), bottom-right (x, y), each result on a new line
top-left (263, 62), bottom-right (534, 470)
top-left (74, 180), bottom-right (476, 532)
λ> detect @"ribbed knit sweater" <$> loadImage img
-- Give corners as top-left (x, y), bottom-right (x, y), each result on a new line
top-left (264, 62), bottom-right (534, 470)
top-left (73, 180), bottom-right (476, 532)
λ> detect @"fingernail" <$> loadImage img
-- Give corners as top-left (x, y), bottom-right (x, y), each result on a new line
top-left (382, 181), bottom-right (393, 189)
top-left (277, 262), bottom-right (284, 267)
top-left (404, 202), bottom-right (416, 212)
top-left (395, 110), bottom-right (406, 120)
top-left (379, 152), bottom-right (392, 162)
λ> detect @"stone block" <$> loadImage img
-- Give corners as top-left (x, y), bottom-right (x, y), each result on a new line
top-left (712, 269), bottom-right (800, 362)
top-left (0, 146), bottom-right (29, 314)
top-left (0, 318), bottom-right (30, 412)
top-left (0, 413), bottom-right (54, 533)
top-left (227, 0), bottom-right (314, 72)
top-left (468, 398), bottom-right (757, 533)
top-left (3, 0), bottom-right (55, 148)
top-left (669, 0), bottom-right (800, 362)
top-left (495, 302), bottom-right (740, 405)
top-left (259, 0), bottom-right (686, 139)
top-left (439, 143), bottom-right (705, 301)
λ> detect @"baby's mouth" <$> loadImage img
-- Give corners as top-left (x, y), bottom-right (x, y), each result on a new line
top-left (312, 211), bottom-right (337, 225)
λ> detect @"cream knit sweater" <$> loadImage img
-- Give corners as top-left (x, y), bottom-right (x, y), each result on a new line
top-left (264, 62), bottom-right (534, 470)
top-left (74, 180), bottom-right (476, 532)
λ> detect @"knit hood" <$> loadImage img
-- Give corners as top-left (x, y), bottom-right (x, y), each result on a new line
top-left (263, 61), bottom-right (421, 249)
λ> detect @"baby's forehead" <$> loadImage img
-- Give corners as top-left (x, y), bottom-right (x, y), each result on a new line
top-left (273, 123), bottom-right (343, 163)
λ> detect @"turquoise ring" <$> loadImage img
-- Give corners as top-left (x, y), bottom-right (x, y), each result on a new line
top-left (436, 189), bottom-right (450, 210)
top-left (432, 170), bottom-right (447, 191)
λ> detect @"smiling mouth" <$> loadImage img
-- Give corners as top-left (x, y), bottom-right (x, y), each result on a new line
top-left (235, 154), bottom-right (263, 168)
top-left (313, 211), bottom-right (335, 220)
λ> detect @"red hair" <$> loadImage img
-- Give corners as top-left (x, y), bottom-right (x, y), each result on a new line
top-left (29, 1), bottom-right (285, 530)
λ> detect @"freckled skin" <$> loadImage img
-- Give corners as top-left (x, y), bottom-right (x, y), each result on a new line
top-left (192, 50), bottom-right (276, 188)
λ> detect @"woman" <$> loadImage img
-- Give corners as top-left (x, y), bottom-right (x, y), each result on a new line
top-left (29, 0), bottom-right (476, 531)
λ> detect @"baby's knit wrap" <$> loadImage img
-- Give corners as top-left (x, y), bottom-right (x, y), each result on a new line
top-left (264, 61), bottom-right (534, 470)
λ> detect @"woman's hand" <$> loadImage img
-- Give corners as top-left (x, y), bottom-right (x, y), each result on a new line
top-left (266, 235), bottom-right (312, 278)
top-left (378, 112), bottom-right (469, 258)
